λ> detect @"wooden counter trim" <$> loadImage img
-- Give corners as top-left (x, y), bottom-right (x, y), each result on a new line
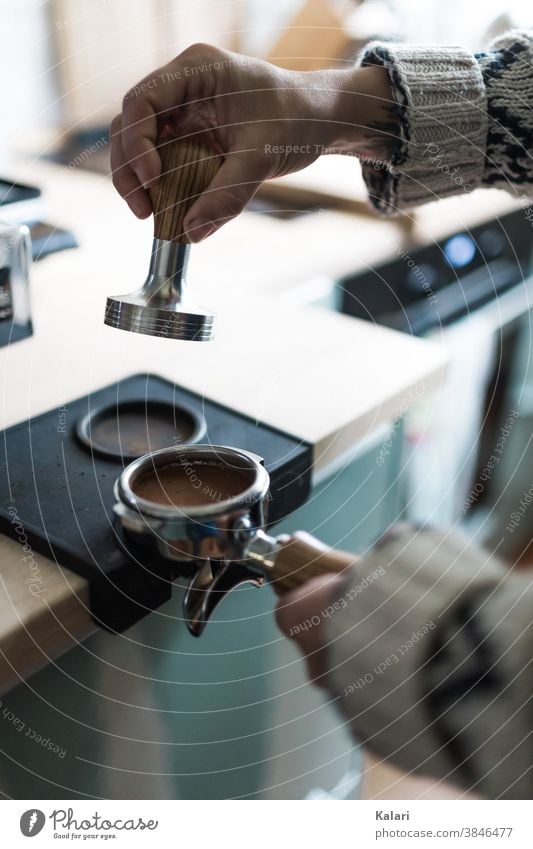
top-left (0, 539), bottom-right (95, 697)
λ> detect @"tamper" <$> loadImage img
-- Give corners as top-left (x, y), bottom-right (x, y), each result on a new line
top-left (104, 139), bottom-right (223, 341)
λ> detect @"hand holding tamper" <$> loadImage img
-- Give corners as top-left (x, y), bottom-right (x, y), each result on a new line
top-left (104, 139), bottom-right (223, 341)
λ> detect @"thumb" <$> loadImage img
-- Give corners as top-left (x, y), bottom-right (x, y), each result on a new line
top-left (184, 149), bottom-right (268, 242)
top-left (275, 574), bottom-right (348, 684)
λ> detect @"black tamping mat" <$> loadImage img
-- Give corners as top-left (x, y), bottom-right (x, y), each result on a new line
top-left (0, 374), bottom-right (312, 632)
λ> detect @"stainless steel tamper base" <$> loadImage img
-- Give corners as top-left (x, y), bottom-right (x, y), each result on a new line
top-left (104, 239), bottom-right (214, 341)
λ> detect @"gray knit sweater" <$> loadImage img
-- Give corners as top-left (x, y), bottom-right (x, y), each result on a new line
top-left (358, 30), bottom-right (533, 212)
top-left (325, 32), bottom-right (533, 800)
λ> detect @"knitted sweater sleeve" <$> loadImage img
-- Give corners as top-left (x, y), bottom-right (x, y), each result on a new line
top-left (358, 30), bottom-right (533, 214)
top-left (324, 525), bottom-right (533, 799)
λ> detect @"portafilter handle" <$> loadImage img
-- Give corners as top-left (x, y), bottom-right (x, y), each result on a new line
top-left (150, 138), bottom-right (222, 244)
top-left (184, 530), bottom-right (356, 636)
top-left (248, 530), bottom-right (357, 594)
top-left (104, 139), bottom-right (223, 341)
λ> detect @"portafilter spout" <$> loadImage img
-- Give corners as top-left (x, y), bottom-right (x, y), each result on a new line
top-left (104, 139), bottom-right (223, 341)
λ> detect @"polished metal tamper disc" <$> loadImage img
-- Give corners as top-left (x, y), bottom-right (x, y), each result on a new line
top-left (104, 139), bottom-right (222, 341)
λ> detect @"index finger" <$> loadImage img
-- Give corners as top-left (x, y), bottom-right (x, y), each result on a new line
top-left (121, 59), bottom-right (187, 188)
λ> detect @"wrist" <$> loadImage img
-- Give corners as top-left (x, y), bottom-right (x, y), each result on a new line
top-left (315, 65), bottom-right (398, 161)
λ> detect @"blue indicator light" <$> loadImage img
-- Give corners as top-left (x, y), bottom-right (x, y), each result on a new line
top-left (444, 233), bottom-right (476, 268)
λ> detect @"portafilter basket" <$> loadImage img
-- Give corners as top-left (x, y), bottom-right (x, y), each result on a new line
top-left (104, 139), bottom-right (223, 341)
top-left (113, 444), bottom-right (352, 635)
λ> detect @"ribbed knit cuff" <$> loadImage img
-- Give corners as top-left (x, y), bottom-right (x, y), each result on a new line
top-left (324, 525), bottom-right (506, 781)
top-left (358, 42), bottom-right (489, 214)
top-left (476, 30), bottom-right (533, 191)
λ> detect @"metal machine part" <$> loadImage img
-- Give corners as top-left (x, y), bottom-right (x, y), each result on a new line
top-left (113, 444), bottom-right (348, 636)
top-left (339, 208), bottom-right (533, 532)
top-left (114, 445), bottom-right (271, 635)
top-left (0, 220), bottom-right (32, 347)
top-left (339, 208), bottom-right (532, 335)
top-left (104, 239), bottom-right (214, 340)
top-left (104, 139), bottom-right (222, 341)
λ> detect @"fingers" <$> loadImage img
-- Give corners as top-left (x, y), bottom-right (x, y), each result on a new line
top-left (110, 114), bottom-right (152, 218)
top-left (120, 60), bottom-right (187, 190)
top-left (184, 150), bottom-right (269, 242)
top-left (275, 574), bottom-right (347, 684)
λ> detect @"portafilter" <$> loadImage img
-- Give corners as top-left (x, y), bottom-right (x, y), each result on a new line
top-left (104, 139), bottom-right (223, 341)
top-left (113, 444), bottom-right (353, 635)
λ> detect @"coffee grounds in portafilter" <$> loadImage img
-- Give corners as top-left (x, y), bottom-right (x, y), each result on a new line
top-left (132, 461), bottom-right (253, 508)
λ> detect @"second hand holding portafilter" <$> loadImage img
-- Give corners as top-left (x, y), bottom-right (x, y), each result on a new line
top-left (104, 139), bottom-right (223, 341)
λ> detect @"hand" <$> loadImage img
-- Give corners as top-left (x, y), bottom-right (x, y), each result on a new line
top-left (275, 573), bottom-right (351, 685)
top-left (110, 43), bottom-right (394, 241)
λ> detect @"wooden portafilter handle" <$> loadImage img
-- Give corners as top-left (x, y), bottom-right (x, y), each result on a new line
top-left (269, 531), bottom-right (357, 595)
top-left (149, 139), bottom-right (223, 243)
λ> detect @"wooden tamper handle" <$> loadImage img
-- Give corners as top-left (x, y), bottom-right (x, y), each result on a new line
top-left (149, 139), bottom-right (223, 243)
top-left (270, 532), bottom-right (357, 595)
